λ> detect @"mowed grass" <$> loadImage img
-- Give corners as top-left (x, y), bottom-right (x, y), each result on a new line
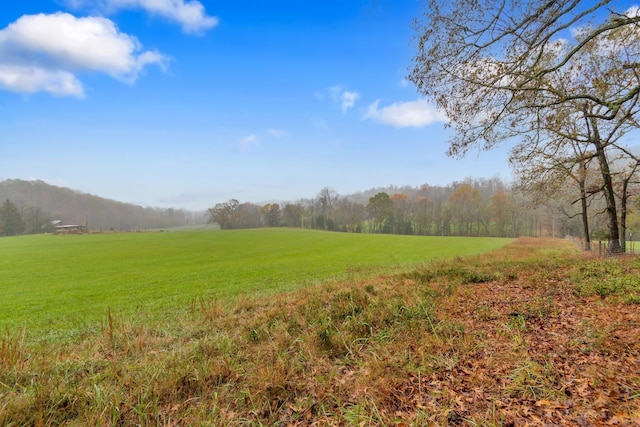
top-left (0, 228), bottom-right (511, 340)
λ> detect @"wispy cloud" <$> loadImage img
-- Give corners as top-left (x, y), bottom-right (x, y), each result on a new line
top-left (0, 12), bottom-right (167, 97)
top-left (266, 128), bottom-right (288, 138)
top-left (237, 134), bottom-right (260, 152)
top-left (364, 99), bottom-right (447, 127)
top-left (328, 85), bottom-right (342, 100)
top-left (321, 85), bottom-right (360, 113)
top-left (67, 0), bottom-right (219, 34)
top-left (340, 91), bottom-right (360, 113)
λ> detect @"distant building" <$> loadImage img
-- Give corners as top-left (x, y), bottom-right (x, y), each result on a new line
top-left (53, 224), bottom-right (87, 235)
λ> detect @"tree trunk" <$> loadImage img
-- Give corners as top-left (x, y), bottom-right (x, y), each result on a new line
top-left (579, 186), bottom-right (591, 251)
top-left (620, 177), bottom-right (629, 251)
top-left (578, 164), bottom-right (591, 251)
top-left (591, 118), bottom-right (623, 254)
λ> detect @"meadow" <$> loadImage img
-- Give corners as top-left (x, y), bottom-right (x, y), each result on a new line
top-left (0, 228), bottom-right (511, 341)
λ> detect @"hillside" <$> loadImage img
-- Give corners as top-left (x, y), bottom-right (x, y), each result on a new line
top-left (0, 179), bottom-right (201, 230)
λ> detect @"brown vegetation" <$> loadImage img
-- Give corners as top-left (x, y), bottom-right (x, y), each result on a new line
top-left (2, 238), bottom-right (640, 425)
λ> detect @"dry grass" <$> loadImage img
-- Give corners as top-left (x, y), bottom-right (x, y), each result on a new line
top-left (2, 237), bottom-right (640, 425)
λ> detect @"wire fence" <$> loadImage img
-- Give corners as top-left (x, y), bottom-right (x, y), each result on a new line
top-left (566, 235), bottom-right (637, 256)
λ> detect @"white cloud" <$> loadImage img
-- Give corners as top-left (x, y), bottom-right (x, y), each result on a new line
top-left (0, 12), bottom-right (167, 97)
top-left (323, 85), bottom-right (360, 113)
top-left (341, 91), bottom-right (360, 113)
top-left (364, 99), bottom-right (447, 127)
top-left (70, 0), bottom-right (218, 34)
top-left (0, 65), bottom-right (84, 97)
top-left (237, 134), bottom-right (260, 151)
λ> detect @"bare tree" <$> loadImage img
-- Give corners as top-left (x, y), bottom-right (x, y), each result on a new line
top-left (410, 1), bottom-right (640, 252)
top-left (316, 187), bottom-right (339, 230)
top-left (510, 105), bottom-right (601, 250)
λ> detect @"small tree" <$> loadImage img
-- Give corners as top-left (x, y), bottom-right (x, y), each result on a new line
top-left (207, 199), bottom-right (239, 229)
top-left (0, 199), bottom-right (26, 236)
top-left (366, 192), bottom-right (394, 233)
top-left (316, 187), bottom-right (338, 230)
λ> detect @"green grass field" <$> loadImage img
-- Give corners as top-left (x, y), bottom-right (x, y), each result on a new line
top-left (0, 228), bottom-right (511, 340)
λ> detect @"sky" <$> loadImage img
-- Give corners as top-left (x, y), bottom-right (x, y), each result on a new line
top-left (0, 0), bottom-right (514, 211)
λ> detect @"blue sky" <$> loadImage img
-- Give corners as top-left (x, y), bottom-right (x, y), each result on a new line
top-left (0, 0), bottom-right (513, 211)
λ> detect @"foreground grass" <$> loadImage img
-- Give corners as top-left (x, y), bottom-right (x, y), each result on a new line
top-left (3, 237), bottom-right (640, 425)
top-left (0, 228), bottom-right (510, 340)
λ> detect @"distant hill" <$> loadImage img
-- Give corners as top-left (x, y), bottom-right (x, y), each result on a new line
top-left (0, 179), bottom-right (202, 231)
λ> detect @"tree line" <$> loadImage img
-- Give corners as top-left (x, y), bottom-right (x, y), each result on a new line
top-left (207, 178), bottom-right (631, 239)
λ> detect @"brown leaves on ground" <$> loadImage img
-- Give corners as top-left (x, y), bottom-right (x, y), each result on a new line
top-left (395, 238), bottom-right (640, 426)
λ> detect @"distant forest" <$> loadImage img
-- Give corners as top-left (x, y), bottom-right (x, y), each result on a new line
top-left (0, 179), bottom-right (200, 234)
top-left (206, 177), bottom-right (640, 241)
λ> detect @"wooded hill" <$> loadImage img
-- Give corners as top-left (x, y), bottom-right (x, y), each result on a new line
top-left (0, 179), bottom-right (199, 232)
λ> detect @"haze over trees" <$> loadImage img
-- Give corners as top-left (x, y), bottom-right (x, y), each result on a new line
top-left (0, 179), bottom-right (199, 232)
top-left (3, 175), bottom-right (639, 244)
top-left (409, 0), bottom-right (640, 253)
top-left (206, 179), bottom-right (638, 241)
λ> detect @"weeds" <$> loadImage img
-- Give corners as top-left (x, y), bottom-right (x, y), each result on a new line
top-left (572, 258), bottom-right (640, 301)
top-left (0, 328), bottom-right (26, 372)
top-left (505, 359), bottom-right (557, 401)
top-left (403, 261), bottom-right (500, 286)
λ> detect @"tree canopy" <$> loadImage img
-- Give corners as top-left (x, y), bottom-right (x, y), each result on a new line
top-left (410, 0), bottom-right (640, 252)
